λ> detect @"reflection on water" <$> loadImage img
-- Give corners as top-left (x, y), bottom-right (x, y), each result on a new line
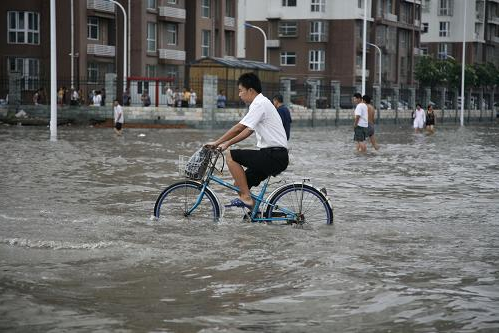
top-left (1, 124), bottom-right (499, 332)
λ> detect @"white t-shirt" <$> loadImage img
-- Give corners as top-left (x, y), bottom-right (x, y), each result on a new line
top-left (240, 93), bottom-right (288, 149)
top-left (114, 105), bottom-right (124, 123)
top-left (354, 102), bottom-right (369, 128)
top-left (93, 94), bottom-right (102, 106)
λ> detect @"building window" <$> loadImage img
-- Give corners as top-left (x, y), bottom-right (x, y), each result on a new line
top-left (278, 22), bottom-right (298, 37)
top-left (202, 0), bottom-right (211, 18)
top-left (225, 31), bottom-right (234, 56)
top-left (309, 50), bottom-right (325, 71)
top-left (282, 0), bottom-right (297, 6)
top-left (280, 52), bottom-right (296, 66)
top-left (87, 17), bottom-right (99, 40)
top-left (166, 23), bottom-right (177, 45)
top-left (87, 62), bottom-right (98, 83)
top-left (147, 0), bottom-right (156, 10)
top-left (439, 21), bottom-right (450, 37)
top-left (311, 0), bottom-right (325, 12)
top-left (8, 11), bottom-right (40, 44)
top-left (310, 21), bottom-right (327, 42)
top-left (226, 0), bottom-right (235, 17)
top-left (422, 23), bottom-right (429, 33)
top-left (167, 0), bottom-right (177, 3)
top-left (438, 0), bottom-right (453, 16)
top-left (202, 30), bottom-right (211, 57)
top-left (8, 57), bottom-right (39, 89)
top-left (420, 47), bottom-right (428, 55)
top-left (280, 78), bottom-right (297, 93)
top-left (146, 64), bottom-right (156, 78)
top-left (165, 65), bottom-right (178, 79)
top-left (437, 43), bottom-right (448, 59)
top-left (147, 22), bottom-right (157, 52)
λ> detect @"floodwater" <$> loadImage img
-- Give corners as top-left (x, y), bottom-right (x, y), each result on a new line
top-left (1, 123), bottom-right (499, 333)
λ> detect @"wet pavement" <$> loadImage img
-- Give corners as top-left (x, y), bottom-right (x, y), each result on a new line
top-left (1, 123), bottom-right (499, 332)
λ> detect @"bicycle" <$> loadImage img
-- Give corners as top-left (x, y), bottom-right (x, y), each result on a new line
top-left (153, 147), bottom-right (333, 226)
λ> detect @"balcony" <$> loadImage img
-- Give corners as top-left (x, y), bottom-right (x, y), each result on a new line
top-left (492, 36), bottom-right (499, 43)
top-left (489, 15), bottom-right (499, 25)
top-left (159, 6), bottom-right (186, 21)
top-left (224, 16), bottom-right (235, 28)
top-left (158, 49), bottom-right (186, 61)
top-left (383, 13), bottom-right (398, 22)
top-left (87, 44), bottom-right (115, 57)
top-left (267, 10), bottom-right (281, 19)
top-left (266, 40), bottom-right (280, 48)
top-left (87, 0), bottom-right (115, 13)
top-left (355, 68), bottom-right (370, 77)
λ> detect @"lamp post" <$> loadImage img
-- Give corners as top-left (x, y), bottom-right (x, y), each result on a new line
top-left (106, 0), bottom-right (127, 92)
top-left (244, 23), bottom-right (267, 63)
top-left (50, 0), bottom-right (57, 141)
top-left (460, 0), bottom-right (467, 126)
top-left (367, 42), bottom-right (381, 87)
top-left (361, 0), bottom-right (368, 95)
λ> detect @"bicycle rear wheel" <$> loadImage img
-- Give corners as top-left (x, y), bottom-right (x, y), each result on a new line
top-left (265, 184), bottom-right (333, 226)
top-left (154, 180), bottom-right (221, 222)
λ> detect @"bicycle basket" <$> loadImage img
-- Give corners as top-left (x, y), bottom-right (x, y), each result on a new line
top-left (184, 147), bottom-right (212, 180)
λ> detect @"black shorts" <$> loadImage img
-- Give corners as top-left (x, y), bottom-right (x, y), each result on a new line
top-left (367, 124), bottom-right (375, 137)
top-left (354, 126), bottom-right (368, 142)
top-left (230, 147), bottom-right (289, 188)
top-left (115, 122), bottom-right (123, 130)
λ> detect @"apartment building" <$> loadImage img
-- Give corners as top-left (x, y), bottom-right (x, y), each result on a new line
top-left (421, 0), bottom-right (499, 66)
top-left (0, 0), bottom-right (238, 99)
top-left (243, 0), bottom-right (421, 88)
top-left (185, 0), bottom-right (238, 63)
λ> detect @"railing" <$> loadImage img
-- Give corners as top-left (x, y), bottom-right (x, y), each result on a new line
top-left (158, 49), bottom-right (186, 61)
top-left (87, 44), bottom-right (116, 57)
top-left (384, 13), bottom-right (398, 22)
top-left (86, 0), bottom-right (115, 13)
top-left (488, 15), bottom-right (499, 25)
top-left (224, 16), bottom-right (235, 28)
top-left (158, 6), bottom-right (186, 20)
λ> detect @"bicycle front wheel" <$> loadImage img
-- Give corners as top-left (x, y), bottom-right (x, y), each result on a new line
top-left (153, 180), bottom-right (221, 222)
top-left (265, 184), bottom-right (333, 226)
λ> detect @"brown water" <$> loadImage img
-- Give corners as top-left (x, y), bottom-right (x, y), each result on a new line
top-left (1, 124), bottom-right (499, 332)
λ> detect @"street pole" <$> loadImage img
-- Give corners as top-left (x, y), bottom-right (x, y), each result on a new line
top-left (70, 0), bottom-right (74, 90)
top-left (50, 0), bottom-right (57, 141)
top-left (367, 42), bottom-right (381, 87)
top-left (460, 0), bottom-right (467, 126)
top-left (128, 0), bottom-right (131, 76)
top-left (106, 0), bottom-right (127, 93)
top-left (361, 0), bottom-right (368, 95)
top-left (244, 23), bottom-right (267, 63)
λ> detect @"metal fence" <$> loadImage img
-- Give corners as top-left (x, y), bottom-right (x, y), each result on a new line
top-left (2, 76), bottom-right (498, 112)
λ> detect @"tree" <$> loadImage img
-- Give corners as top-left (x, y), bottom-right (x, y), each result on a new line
top-left (438, 59), bottom-right (461, 89)
top-left (414, 56), bottom-right (442, 88)
top-left (473, 63), bottom-right (495, 89)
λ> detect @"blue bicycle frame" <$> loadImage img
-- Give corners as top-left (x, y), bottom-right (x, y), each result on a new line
top-left (187, 173), bottom-right (296, 223)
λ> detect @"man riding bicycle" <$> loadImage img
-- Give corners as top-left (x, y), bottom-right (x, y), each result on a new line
top-left (206, 73), bottom-right (289, 209)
